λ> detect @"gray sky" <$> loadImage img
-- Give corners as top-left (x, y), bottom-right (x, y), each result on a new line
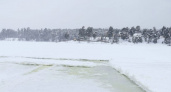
top-left (0, 0), bottom-right (171, 30)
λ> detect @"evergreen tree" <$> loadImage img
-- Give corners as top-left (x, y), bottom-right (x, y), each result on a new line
top-left (78, 26), bottom-right (86, 38)
top-left (86, 27), bottom-right (93, 37)
top-left (107, 26), bottom-right (114, 39)
top-left (64, 32), bottom-right (69, 40)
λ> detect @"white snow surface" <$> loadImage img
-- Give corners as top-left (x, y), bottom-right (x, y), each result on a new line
top-left (0, 41), bottom-right (171, 92)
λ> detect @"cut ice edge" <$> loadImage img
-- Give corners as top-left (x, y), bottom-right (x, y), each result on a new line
top-left (0, 56), bottom-right (109, 67)
top-left (0, 56), bottom-right (109, 63)
top-left (109, 63), bottom-right (152, 92)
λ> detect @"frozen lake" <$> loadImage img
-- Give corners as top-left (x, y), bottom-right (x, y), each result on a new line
top-left (1, 41), bottom-right (171, 92)
top-left (0, 58), bottom-right (145, 92)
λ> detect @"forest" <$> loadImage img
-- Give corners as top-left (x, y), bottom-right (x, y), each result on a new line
top-left (0, 26), bottom-right (170, 45)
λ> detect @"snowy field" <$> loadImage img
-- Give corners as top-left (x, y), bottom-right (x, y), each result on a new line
top-left (0, 41), bottom-right (171, 92)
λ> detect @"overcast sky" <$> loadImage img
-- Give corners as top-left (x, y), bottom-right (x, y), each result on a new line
top-left (0, 0), bottom-right (170, 30)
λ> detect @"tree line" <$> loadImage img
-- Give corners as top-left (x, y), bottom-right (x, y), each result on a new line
top-left (0, 26), bottom-right (171, 45)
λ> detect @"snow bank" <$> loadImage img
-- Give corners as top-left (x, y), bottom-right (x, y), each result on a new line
top-left (0, 41), bottom-right (171, 92)
top-left (0, 56), bottom-right (107, 67)
top-left (108, 44), bottom-right (171, 92)
top-left (110, 59), bottom-right (171, 92)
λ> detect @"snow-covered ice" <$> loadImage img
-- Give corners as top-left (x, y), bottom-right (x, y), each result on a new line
top-left (0, 57), bottom-right (144, 92)
top-left (0, 41), bottom-right (171, 92)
